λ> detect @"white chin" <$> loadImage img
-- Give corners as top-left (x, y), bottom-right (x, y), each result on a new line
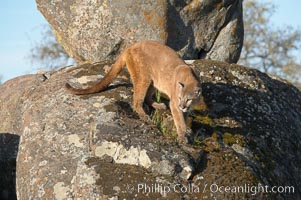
top-left (180, 108), bottom-right (188, 112)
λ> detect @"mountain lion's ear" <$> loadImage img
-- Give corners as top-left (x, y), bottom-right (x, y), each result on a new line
top-left (178, 82), bottom-right (184, 90)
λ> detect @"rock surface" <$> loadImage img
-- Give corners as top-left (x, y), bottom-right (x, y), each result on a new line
top-left (0, 60), bottom-right (300, 199)
top-left (36, 0), bottom-right (243, 63)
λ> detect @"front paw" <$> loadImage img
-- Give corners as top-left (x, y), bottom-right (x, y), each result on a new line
top-left (152, 102), bottom-right (167, 110)
top-left (177, 135), bottom-right (189, 144)
top-left (177, 129), bottom-right (192, 144)
top-left (138, 113), bottom-right (151, 122)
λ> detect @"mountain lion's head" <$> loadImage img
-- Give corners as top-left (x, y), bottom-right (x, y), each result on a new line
top-left (177, 82), bottom-right (202, 112)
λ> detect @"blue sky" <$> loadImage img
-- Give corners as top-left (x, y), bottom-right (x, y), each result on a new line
top-left (0, 0), bottom-right (301, 82)
top-left (0, 0), bottom-right (46, 81)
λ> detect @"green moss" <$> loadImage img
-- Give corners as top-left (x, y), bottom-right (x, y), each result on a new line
top-left (211, 132), bottom-right (218, 140)
top-left (151, 110), bottom-right (177, 139)
top-left (222, 132), bottom-right (246, 146)
top-left (192, 135), bottom-right (221, 152)
top-left (204, 137), bottom-right (221, 152)
top-left (193, 132), bottom-right (218, 148)
top-left (193, 115), bottom-right (216, 127)
top-left (222, 132), bottom-right (234, 145)
top-left (192, 136), bottom-right (203, 146)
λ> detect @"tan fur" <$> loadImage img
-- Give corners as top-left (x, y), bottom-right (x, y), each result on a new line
top-left (66, 41), bottom-right (201, 143)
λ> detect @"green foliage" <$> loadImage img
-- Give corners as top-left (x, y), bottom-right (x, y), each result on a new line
top-left (151, 109), bottom-right (178, 139)
top-left (28, 25), bottom-right (73, 70)
top-left (155, 91), bottom-right (161, 102)
top-left (240, 0), bottom-right (301, 87)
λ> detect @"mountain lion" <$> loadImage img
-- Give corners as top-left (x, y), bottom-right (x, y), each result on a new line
top-left (66, 40), bottom-right (202, 143)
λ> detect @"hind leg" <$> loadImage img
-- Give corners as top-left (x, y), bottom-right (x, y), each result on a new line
top-left (124, 56), bottom-right (150, 120)
top-left (145, 86), bottom-right (167, 110)
top-left (132, 80), bottom-right (152, 121)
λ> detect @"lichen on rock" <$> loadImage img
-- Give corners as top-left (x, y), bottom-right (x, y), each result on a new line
top-left (36, 0), bottom-right (244, 63)
top-left (0, 59), bottom-right (300, 199)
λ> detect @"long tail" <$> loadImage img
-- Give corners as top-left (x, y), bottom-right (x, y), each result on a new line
top-left (65, 54), bottom-right (125, 95)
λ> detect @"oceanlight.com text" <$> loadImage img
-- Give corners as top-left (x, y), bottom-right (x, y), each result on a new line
top-left (208, 183), bottom-right (294, 196)
top-left (134, 183), bottom-right (294, 197)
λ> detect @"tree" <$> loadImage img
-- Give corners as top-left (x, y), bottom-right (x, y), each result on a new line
top-left (239, 0), bottom-right (301, 86)
top-left (29, 25), bottom-right (73, 70)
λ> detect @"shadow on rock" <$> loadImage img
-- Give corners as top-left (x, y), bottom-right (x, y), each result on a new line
top-left (0, 133), bottom-right (20, 200)
top-left (190, 69), bottom-right (301, 199)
